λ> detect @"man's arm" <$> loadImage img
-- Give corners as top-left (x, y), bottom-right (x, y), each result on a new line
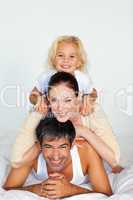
top-left (83, 142), bottom-right (112, 196)
top-left (3, 163), bottom-right (33, 190)
top-left (3, 166), bottom-right (89, 199)
top-left (3, 161), bottom-right (52, 198)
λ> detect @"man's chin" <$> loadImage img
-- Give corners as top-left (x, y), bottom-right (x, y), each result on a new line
top-left (50, 165), bottom-right (64, 172)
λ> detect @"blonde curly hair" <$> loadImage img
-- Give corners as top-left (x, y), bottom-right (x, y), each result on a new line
top-left (47, 35), bottom-right (88, 71)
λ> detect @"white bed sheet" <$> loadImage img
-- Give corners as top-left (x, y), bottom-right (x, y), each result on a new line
top-left (0, 155), bottom-right (133, 200)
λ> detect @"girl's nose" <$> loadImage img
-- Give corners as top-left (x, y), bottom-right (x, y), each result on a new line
top-left (63, 56), bottom-right (69, 63)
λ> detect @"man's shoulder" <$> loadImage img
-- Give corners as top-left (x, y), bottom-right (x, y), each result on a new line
top-left (75, 140), bottom-right (94, 157)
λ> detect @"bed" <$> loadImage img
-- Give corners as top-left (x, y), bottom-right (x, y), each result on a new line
top-left (0, 132), bottom-right (133, 200)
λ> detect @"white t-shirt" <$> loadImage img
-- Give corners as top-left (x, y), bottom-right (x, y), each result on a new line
top-left (35, 69), bottom-right (94, 95)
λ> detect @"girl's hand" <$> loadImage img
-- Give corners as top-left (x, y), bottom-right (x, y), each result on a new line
top-left (80, 94), bottom-right (95, 116)
top-left (35, 95), bottom-right (48, 114)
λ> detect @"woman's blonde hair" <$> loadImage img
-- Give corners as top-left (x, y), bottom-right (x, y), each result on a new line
top-left (48, 35), bottom-right (88, 71)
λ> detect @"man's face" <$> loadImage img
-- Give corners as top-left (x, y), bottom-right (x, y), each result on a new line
top-left (42, 137), bottom-right (72, 172)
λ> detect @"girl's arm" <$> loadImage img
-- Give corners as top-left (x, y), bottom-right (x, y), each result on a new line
top-left (88, 88), bottom-right (98, 101)
top-left (29, 87), bottom-right (42, 105)
top-left (30, 87), bottom-right (48, 113)
top-left (81, 88), bottom-right (97, 115)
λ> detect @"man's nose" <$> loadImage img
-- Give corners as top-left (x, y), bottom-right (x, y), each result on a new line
top-left (52, 149), bottom-right (60, 160)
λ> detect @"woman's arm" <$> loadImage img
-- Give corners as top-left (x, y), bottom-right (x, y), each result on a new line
top-left (11, 111), bottom-right (44, 167)
top-left (79, 103), bottom-right (120, 167)
top-left (75, 125), bottom-right (116, 167)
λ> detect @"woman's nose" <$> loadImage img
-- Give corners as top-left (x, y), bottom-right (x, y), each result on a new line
top-left (57, 101), bottom-right (65, 111)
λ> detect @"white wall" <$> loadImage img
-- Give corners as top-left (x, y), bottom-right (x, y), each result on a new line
top-left (0, 0), bottom-right (132, 146)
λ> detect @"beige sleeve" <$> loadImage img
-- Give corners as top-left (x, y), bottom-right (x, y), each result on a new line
top-left (11, 111), bottom-right (43, 166)
top-left (82, 103), bottom-right (120, 164)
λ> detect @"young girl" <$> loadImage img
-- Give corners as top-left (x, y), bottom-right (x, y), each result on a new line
top-left (30, 35), bottom-right (97, 115)
top-left (11, 36), bottom-right (121, 171)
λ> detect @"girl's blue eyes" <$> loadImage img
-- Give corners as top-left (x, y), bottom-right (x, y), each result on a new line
top-left (57, 54), bottom-right (75, 58)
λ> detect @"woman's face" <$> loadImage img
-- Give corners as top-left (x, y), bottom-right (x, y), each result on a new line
top-left (48, 84), bottom-right (79, 122)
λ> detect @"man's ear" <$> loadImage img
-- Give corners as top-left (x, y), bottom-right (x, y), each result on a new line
top-left (35, 141), bottom-right (41, 151)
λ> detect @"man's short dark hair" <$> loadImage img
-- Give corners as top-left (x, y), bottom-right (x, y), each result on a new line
top-left (36, 117), bottom-right (76, 146)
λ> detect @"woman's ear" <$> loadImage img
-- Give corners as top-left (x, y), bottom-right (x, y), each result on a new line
top-left (77, 92), bottom-right (82, 102)
top-left (76, 92), bottom-right (82, 109)
top-left (46, 95), bottom-right (50, 101)
top-left (71, 140), bottom-right (76, 148)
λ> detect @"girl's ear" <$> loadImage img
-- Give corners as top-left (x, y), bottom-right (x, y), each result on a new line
top-left (76, 59), bottom-right (82, 69)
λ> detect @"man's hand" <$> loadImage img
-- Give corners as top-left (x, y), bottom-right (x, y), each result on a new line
top-left (40, 173), bottom-right (74, 199)
top-left (31, 183), bottom-right (43, 197)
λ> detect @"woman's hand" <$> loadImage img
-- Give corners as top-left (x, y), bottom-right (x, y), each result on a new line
top-left (74, 124), bottom-right (92, 138)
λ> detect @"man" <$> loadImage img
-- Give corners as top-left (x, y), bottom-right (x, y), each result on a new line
top-left (3, 117), bottom-right (112, 199)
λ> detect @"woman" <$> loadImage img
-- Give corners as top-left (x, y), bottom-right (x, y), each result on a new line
top-left (11, 72), bottom-right (120, 170)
